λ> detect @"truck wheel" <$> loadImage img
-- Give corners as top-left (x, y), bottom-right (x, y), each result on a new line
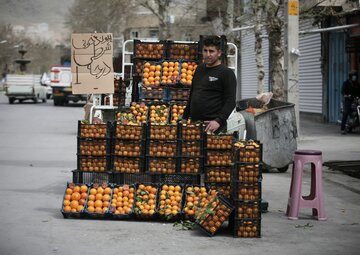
top-left (9, 97), bottom-right (15, 104)
top-left (42, 98), bottom-right (47, 103)
top-left (33, 97), bottom-right (38, 103)
top-left (277, 165), bottom-right (289, 173)
top-left (54, 98), bottom-right (60, 106)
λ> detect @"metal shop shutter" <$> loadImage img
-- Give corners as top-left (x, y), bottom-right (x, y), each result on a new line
top-left (299, 20), bottom-right (323, 114)
top-left (239, 29), bottom-right (269, 100)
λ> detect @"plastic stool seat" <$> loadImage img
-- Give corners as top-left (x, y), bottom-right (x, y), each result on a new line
top-left (286, 149), bottom-right (326, 220)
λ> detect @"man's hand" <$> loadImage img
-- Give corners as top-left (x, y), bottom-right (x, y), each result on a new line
top-left (204, 120), bottom-right (220, 133)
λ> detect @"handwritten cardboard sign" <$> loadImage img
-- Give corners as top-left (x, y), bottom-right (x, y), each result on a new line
top-left (71, 33), bottom-right (114, 94)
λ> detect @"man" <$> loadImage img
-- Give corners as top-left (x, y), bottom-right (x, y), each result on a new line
top-left (183, 36), bottom-right (237, 133)
top-left (340, 71), bottom-right (359, 134)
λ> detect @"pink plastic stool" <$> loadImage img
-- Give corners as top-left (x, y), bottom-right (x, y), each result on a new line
top-left (286, 150), bottom-right (326, 220)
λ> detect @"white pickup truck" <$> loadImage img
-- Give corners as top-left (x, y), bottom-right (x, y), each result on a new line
top-left (5, 74), bottom-right (47, 104)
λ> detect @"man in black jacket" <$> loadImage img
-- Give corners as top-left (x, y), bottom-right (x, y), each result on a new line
top-left (340, 71), bottom-right (360, 134)
top-left (183, 36), bottom-right (237, 133)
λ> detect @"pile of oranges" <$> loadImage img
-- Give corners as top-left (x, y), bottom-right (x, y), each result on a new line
top-left (180, 62), bottom-right (197, 85)
top-left (170, 104), bottom-right (186, 124)
top-left (142, 62), bottom-right (162, 87)
top-left (183, 186), bottom-right (208, 219)
top-left (62, 183), bottom-right (88, 213)
top-left (129, 102), bottom-right (148, 124)
top-left (134, 184), bottom-right (157, 217)
top-left (149, 104), bottom-right (168, 124)
top-left (158, 184), bottom-right (183, 218)
top-left (111, 185), bottom-right (135, 215)
top-left (86, 183), bottom-right (112, 213)
top-left (161, 61), bottom-right (180, 85)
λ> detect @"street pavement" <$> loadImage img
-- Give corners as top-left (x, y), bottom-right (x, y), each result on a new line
top-left (0, 92), bottom-right (359, 255)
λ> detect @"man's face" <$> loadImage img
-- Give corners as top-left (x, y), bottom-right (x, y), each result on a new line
top-left (202, 45), bottom-right (222, 67)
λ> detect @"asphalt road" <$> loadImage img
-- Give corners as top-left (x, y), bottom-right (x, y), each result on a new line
top-left (0, 92), bottom-right (359, 255)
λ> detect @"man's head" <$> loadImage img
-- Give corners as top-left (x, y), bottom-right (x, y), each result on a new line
top-left (202, 36), bottom-right (223, 67)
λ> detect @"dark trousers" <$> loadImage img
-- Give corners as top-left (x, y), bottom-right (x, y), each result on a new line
top-left (341, 97), bottom-right (353, 131)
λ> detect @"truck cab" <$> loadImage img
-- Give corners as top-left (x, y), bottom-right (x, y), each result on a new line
top-left (50, 66), bottom-right (87, 106)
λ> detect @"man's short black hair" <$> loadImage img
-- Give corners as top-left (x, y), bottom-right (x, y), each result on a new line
top-left (203, 36), bottom-right (222, 50)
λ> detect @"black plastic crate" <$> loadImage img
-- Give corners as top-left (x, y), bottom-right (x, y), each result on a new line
top-left (205, 182), bottom-right (232, 199)
top-left (157, 183), bottom-right (184, 221)
top-left (180, 157), bottom-right (204, 174)
top-left (182, 185), bottom-right (209, 221)
top-left (78, 138), bottom-right (110, 156)
top-left (134, 183), bottom-right (159, 220)
top-left (205, 166), bottom-right (232, 183)
top-left (116, 103), bottom-right (148, 125)
top-left (232, 219), bottom-right (261, 238)
top-left (72, 170), bottom-right (112, 184)
top-left (180, 140), bottom-right (203, 157)
top-left (84, 183), bottom-right (113, 219)
top-left (77, 155), bottom-right (111, 172)
top-left (112, 139), bottom-right (145, 157)
top-left (167, 41), bottom-right (199, 61)
top-left (112, 172), bottom-right (154, 184)
top-left (108, 184), bottom-right (136, 219)
top-left (233, 163), bottom-right (262, 183)
top-left (147, 140), bottom-right (179, 157)
top-left (133, 40), bottom-right (166, 59)
top-left (61, 182), bottom-right (89, 218)
top-left (204, 133), bottom-right (237, 150)
top-left (160, 60), bottom-right (182, 86)
top-left (133, 58), bottom-right (145, 77)
top-left (152, 173), bottom-right (201, 185)
top-left (232, 200), bottom-right (261, 220)
top-left (141, 86), bottom-right (165, 101)
top-left (114, 122), bottom-right (146, 140)
top-left (112, 156), bottom-right (145, 173)
top-left (231, 181), bottom-right (262, 201)
top-left (205, 149), bottom-right (234, 166)
top-left (146, 156), bottom-right (177, 174)
top-left (180, 123), bottom-right (204, 140)
top-left (234, 140), bottom-right (262, 164)
top-left (148, 123), bottom-right (177, 140)
top-left (195, 193), bottom-right (234, 236)
top-left (78, 121), bottom-right (112, 139)
top-left (168, 87), bottom-right (190, 102)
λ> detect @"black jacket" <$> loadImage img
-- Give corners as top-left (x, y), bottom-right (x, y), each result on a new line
top-left (183, 63), bottom-right (236, 127)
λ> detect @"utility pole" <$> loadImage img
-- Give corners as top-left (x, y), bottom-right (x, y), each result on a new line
top-left (284, 0), bottom-right (300, 132)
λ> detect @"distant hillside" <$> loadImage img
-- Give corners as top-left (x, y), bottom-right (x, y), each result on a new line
top-left (0, 0), bottom-right (74, 43)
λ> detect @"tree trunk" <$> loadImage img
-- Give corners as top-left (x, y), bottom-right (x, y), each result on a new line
top-left (253, 0), bottom-right (265, 94)
top-left (266, 0), bottom-right (285, 101)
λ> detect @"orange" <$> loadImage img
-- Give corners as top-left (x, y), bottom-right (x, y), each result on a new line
top-left (94, 200), bottom-right (103, 208)
top-left (66, 188), bottom-right (73, 195)
top-left (63, 199), bottom-right (70, 206)
top-left (95, 193), bottom-right (103, 201)
top-left (163, 61), bottom-right (169, 67)
top-left (182, 62), bottom-right (188, 69)
top-left (90, 188), bottom-right (97, 195)
top-left (104, 187), bottom-right (111, 195)
top-left (70, 200), bottom-right (79, 209)
top-left (71, 192), bottom-right (81, 201)
top-left (63, 205), bottom-right (71, 212)
top-left (73, 186), bottom-right (81, 193)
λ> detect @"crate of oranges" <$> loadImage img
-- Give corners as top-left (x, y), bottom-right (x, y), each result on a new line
top-left (169, 88), bottom-right (190, 102)
top-left (179, 61), bottom-right (198, 86)
top-left (61, 182), bottom-right (89, 218)
top-left (169, 103), bottom-right (186, 124)
top-left (84, 183), bottom-right (113, 218)
top-left (160, 60), bottom-right (181, 86)
top-left (142, 61), bottom-right (162, 87)
top-left (78, 120), bottom-right (111, 139)
top-left (133, 40), bottom-right (166, 59)
top-left (234, 140), bottom-right (262, 163)
top-left (205, 166), bottom-right (231, 183)
top-left (195, 192), bottom-right (234, 236)
top-left (148, 103), bottom-right (170, 124)
top-left (109, 184), bottom-right (136, 219)
top-left (233, 219), bottom-right (261, 238)
top-left (234, 163), bottom-right (262, 183)
top-left (167, 42), bottom-right (198, 61)
top-left (134, 183), bottom-right (158, 219)
top-left (157, 184), bottom-right (183, 221)
top-left (182, 185), bottom-right (208, 221)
